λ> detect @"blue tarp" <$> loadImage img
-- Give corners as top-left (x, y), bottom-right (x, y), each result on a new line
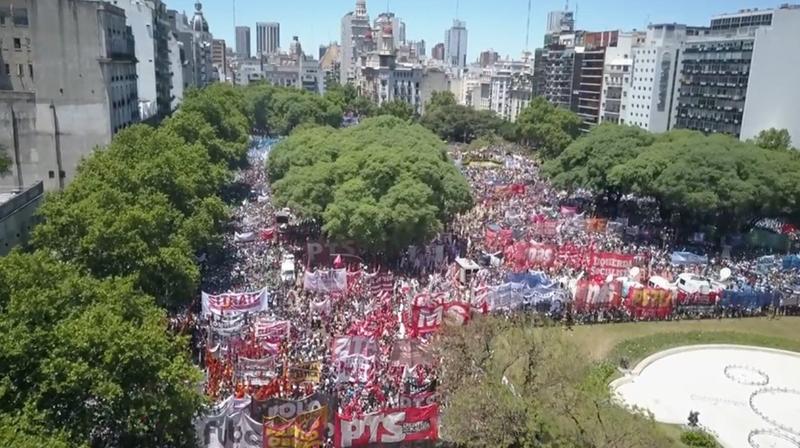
top-left (783, 255), bottom-right (800, 270)
top-left (506, 271), bottom-right (551, 288)
top-left (670, 251), bottom-right (709, 266)
top-left (719, 288), bottom-right (775, 309)
top-left (487, 282), bottom-right (565, 312)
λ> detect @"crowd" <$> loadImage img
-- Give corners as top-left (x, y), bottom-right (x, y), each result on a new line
top-left (191, 139), bottom-right (799, 448)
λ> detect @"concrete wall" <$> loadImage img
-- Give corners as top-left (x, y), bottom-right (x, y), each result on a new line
top-left (0, 91), bottom-right (37, 189)
top-left (741, 8), bottom-right (800, 148)
top-left (0, 181), bottom-right (43, 256)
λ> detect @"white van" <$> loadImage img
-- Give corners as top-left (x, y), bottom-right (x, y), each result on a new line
top-left (281, 254), bottom-right (296, 283)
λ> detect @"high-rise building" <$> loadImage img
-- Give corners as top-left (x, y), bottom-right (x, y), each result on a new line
top-left (620, 24), bottom-right (697, 132)
top-left (212, 39), bottom-right (227, 79)
top-left (674, 5), bottom-right (800, 144)
top-left (167, 3), bottom-right (213, 90)
top-left (479, 50), bottom-right (500, 67)
top-left (114, 0), bottom-right (173, 120)
top-left (409, 40), bottom-right (426, 58)
top-left (432, 43), bottom-right (445, 60)
top-left (599, 32), bottom-right (643, 125)
top-left (547, 10), bottom-right (575, 35)
top-left (235, 26), bottom-right (251, 58)
top-left (0, 0), bottom-right (139, 191)
top-left (256, 22), bottom-right (280, 55)
top-left (340, 0), bottom-right (371, 84)
top-left (445, 19), bottom-right (468, 68)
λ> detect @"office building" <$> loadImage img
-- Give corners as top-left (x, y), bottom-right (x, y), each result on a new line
top-left (432, 42), bottom-right (445, 60)
top-left (211, 39), bottom-right (227, 80)
top-left (599, 31), bottom-right (643, 124)
top-left (1, 0), bottom-right (139, 191)
top-left (235, 26), bottom-right (251, 58)
top-left (675, 5), bottom-right (800, 144)
top-left (113, 0), bottom-right (173, 120)
top-left (319, 43), bottom-right (341, 87)
top-left (0, 181), bottom-right (43, 255)
top-left (256, 22), bottom-right (280, 55)
top-left (572, 31), bottom-right (618, 130)
top-left (340, 0), bottom-right (371, 84)
top-left (544, 10), bottom-right (575, 46)
top-left (445, 19), bottom-right (468, 68)
top-left (479, 50), bottom-right (499, 67)
top-left (620, 24), bottom-right (696, 132)
top-left (168, 3), bottom-right (213, 89)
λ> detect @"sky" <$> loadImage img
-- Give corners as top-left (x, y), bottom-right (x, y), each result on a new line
top-left (171, 0), bottom-right (783, 61)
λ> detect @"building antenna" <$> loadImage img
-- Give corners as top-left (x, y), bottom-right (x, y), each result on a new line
top-left (525, 0), bottom-right (532, 52)
top-left (456, 0), bottom-right (460, 19)
top-left (565, 0), bottom-right (569, 11)
top-left (232, 0), bottom-right (236, 26)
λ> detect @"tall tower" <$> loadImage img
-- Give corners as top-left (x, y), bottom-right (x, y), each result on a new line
top-left (445, 19), bottom-right (468, 68)
top-left (340, 0), bottom-right (372, 84)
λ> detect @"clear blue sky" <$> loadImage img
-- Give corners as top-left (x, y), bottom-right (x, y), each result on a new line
top-left (172, 0), bottom-right (782, 60)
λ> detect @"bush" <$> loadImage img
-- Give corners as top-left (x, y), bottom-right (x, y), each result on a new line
top-left (680, 429), bottom-right (719, 447)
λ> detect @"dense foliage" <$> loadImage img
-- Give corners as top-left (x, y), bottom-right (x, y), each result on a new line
top-left (420, 91), bottom-right (505, 143)
top-left (542, 124), bottom-right (800, 234)
top-left (268, 116), bottom-right (473, 254)
top-left (0, 83), bottom-right (258, 447)
top-left (753, 127), bottom-right (794, 151)
top-left (246, 83), bottom-right (343, 135)
top-left (375, 99), bottom-right (415, 120)
top-left (435, 315), bottom-right (675, 447)
top-left (680, 430), bottom-right (720, 447)
top-left (324, 82), bottom-right (377, 117)
top-left (515, 97), bottom-right (582, 158)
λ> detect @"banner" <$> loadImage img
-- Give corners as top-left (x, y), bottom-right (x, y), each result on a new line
top-left (533, 219), bottom-right (558, 237)
top-left (398, 391), bottom-right (438, 408)
top-left (209, 314), bottom-right (246, 337)
top-left (390, 339), bottom-right (434, 367)
top-left (626, 287), bottom-right (673, 318)
top-left (527, 243), bottom-right (557, 267)
top-left (264, 407), bottom-right (327, 448)
top-left (202, 288), bottom-right (269, 316)
top-left (332, 337), bottom-right (378, 383)
top-left (591, 252), bottom-right (634, 278)
top-left (196, 396), bottom-right (261, 448)
top-left (303, 269), bottom-right (347, 293)
top-left (237, 357), bottom-right (279, 385)
top-left (310, 297), bottom-right (332, 315)
top-left (410, 302), bottom-right (470, 335)
top-left (252, 393), bottom-right (336, 424)
top-left (573, 279), bottom-right (622, 312)
top-left (287, 362), bottom-right (322, 384)
top-left (255, 319), bottom-right (291, 341)
top-left (585, 218), bottom-right (608, 233)
top-left (334, 405), bottom-right (439, 448)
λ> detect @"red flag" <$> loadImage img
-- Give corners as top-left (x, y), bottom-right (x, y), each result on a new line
top-left (333, 254), bottom-right (344, 268)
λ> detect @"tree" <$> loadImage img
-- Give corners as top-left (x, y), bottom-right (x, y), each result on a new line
top-left (515, 97), bottom-right (582, 159)
top-left (542, 123), bottom-right (655, 214)
top-left (0, 252), bottom-right (204, 447)
top-left (324, 82), bottom-right (376, 117)
top-left (435, 315), bottom-right (676, 448)
top-left (246, 83), bottom-right (343, 135)
top-left (609, 130), bottom-right (800, 234)
top-left (375, 99), bottom-right (414, 121)
top-left (269, 116), bottom-right (472, 254)
top-left (754, 128), bottom-right (794, 151)
top-left (420, 103), bottom-right (503, 143)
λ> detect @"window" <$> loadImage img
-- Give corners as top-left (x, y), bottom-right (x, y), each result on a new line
top-left (28, 64), bottom-right (33, 79)
top-left (4, 64), bottom-right (8, 75)
top-left (48, 171), bottom-right (55, 179)
top-left (17, 64), bottom-right (23, 76)
top-left (13, 37), bottom-right (21, 49)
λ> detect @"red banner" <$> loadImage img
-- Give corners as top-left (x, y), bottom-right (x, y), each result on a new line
top-left (334, 405), bottom-right (439, 447)
top-left (591, 252), bottom-right (634, 278)
top-left (573, 279), bottom-right (622, 312)
top-left (533, 219), bottom-right (558, 237)
top-left (625, 287), bottom-right (673, 319)
top-left (410, 302), bottom-right (470, 335)
top-left (264, 407), bottom-right (327, 448)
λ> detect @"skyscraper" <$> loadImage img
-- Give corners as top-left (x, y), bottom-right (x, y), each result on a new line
top-left (235, 26), bottom-right (251, 58)
top-left (445, 19), bottom-right (468, 68)
top-left (340, 0), bottom-right (371, 84)
top-left (256, 22), bottom-right (280, 56)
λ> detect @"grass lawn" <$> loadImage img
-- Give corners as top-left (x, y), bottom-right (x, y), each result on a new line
top-left (563, 316), bottom-right (800, 362)
top-left (562, 316), bottom-right (800, 448)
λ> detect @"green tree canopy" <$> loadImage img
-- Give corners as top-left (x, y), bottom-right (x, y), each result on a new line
top-left (753, 127), bottom-right (794, 151)
top-left (324, 82), bottom-right (376, 117)
top-left (0, 252), bottom-right (204, 447)
top-left (245, 83), bottom-right (342, 135)
top-left (268, 116), bottom-right (473, 254)
top-left (375, 99), bottom-right (414, 121)
top-left (420, 102), bottom-right (503, 143)
top-left (515, 97), bottom-right (582, 158)
top-left (609, 130), bottom-right (800, 233)
top-left (542, 123), bottom-right (656, 208)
